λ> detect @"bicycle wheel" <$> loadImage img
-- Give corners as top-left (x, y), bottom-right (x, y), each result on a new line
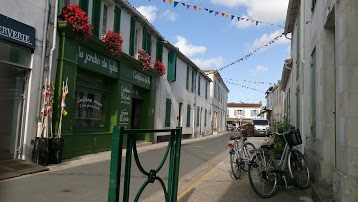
top-left (248, 152), bottom-right (277, 198)
top-left (288, 149), bottom-right (310, 189)
top-left (241, 142), bottom-right (256, 171)
top-left (230, 152), bottom-right (241, 179)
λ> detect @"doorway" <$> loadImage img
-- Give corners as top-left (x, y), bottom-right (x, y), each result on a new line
top-left (131, 98), bottom-right (144, 139)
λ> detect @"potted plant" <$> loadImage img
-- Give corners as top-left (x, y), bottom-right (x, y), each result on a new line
top-left (102, 30), bottom-right (123, 58)
top-left (137, 49), bottom-right (151, 70)
top-left (153, 60), bottom-right (166, 76)
top-left (272, 121), bottom-right (292, 158)
top-left (60, 4), bottom-right (93, 38)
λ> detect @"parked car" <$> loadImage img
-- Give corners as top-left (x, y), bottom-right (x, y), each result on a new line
top-left (251, 119), bottom-right (270, 136)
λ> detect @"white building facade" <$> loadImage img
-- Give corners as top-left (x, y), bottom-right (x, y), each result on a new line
top-left (284, 0), bottom-right (358, 201)
top-left (227, 102), bottom-right (264, 125)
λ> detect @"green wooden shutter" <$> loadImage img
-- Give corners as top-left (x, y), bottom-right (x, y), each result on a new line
top-left (198, 76), bottom-right (201, 95)
top-left (142, 28), bottom-right (148, 51)
top-left (129, 17), bottom-right (136, 56)
top-left (205, 109), bottom-right (207, 127)
top-left (114, 6), bottom-right (121, 33)
top-left (165, 99), bottom-right (172, 127)
top-left (92, 0), bottom-right (101, 38)
top-left (196, 106), bottom-right (200, 127)
top-left (205, 82), bottom-right (208, 99)
top-left (156, 41), bottom-right (163, 61)
top-left (186, 66), bottom-right (189, 90)
top-left (58, 0), bottom-right (64, 16)
top-left (146, 32), bottom-right (151, 56)
top-left (167, 52), bottom-right (176, 81)
top-left (79, 0), bottom-right (89, 14)
top-left (186, 105), bottom-right (191, 127)
top-left (191, 69), bottom-right (195, 92)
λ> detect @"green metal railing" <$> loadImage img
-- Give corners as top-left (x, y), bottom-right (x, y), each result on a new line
top-left (108, 126), bottom-right (182, 202)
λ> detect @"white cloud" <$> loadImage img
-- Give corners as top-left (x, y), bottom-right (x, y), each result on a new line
top-left (192, 57), bottom-right (225, 69)
top-left (162, 10), bottom-right (177, 22)
top-left (211, 0), bottom-right (289, 25)
top-left (174, 35), bottom-right (207, 57)
top-left (249, 29), bottom-right (290, 51)
top-left (136, 6), bottom-right (158, 23)
top-left (256, 65), bottom-right (269, 72)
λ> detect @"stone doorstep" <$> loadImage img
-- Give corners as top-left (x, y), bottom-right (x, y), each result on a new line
top-left (311, 183), bottom-right (333, 202)
top-left (0, 159), bottom-right (49, 181)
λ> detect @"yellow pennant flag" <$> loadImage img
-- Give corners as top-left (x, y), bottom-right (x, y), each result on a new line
top-left (198, 7), bottom-right (202, 11)
top-left (169, 0), bottom-right (173, 4)
top-left (251, 20), bottom-right (255, 22)
top-left (225, 14), bottom-right (230, 18)
top-left (62, 108), bottom-right (68, 116)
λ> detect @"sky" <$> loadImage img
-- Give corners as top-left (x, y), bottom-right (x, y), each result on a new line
top-left (127, 0), bottom-right (291, 106)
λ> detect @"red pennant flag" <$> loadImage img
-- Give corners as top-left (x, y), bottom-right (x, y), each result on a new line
top-left (222, 13), bottom-right (225, 17)
top-left (194, 6), bottom-right (197, 10)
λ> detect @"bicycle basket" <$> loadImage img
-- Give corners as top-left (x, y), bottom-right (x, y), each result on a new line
top-left (283, 129), bottom-right (302, 147)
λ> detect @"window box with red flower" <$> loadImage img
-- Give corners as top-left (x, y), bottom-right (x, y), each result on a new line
top-left (154, 60), bottom-right (166, 76)
top-left (137, 49), bottom-right (151, 70)
top-left (60, 4), bottom-right (93, 38)
top-left (101, 30), bottom-right (123, 58)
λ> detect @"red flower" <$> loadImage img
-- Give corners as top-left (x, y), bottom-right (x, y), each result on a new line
top-left (154, 60), bottom-right (166, 76)
top-left (102, 30), bottom-right (123, 58)
top-left (61, 4), bottom-right (93, 38)
top-left (138, 49), bottom-right (151, 70)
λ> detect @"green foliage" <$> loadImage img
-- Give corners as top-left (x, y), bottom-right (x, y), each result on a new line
top-left (272, 121), bottom-right (292, 154)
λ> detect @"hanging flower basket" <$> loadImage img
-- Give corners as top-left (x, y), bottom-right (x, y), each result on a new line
top-left (154, 60), bottom-right (166, 76)
top-left (138, 49), bottom-right (151, 70)
top-left (61, 4), bottom-right (93, 38)
top-left (102, 30), bottom-right (123, 58)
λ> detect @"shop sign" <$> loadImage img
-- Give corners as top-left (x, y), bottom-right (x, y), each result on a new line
top-left (0, 14), bottom-right (35, 49)
top-left (119, 82), bottom-right (132, 127)
top-left (78, 46), bottom-right (119, 78)
top-left (133, 70), bottom-right (150, 87)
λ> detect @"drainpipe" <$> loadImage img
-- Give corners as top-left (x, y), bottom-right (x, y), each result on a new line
top-left (48, 0), bottom-right (59, 93)
top-left (300, 0), bottom-right (305, 154)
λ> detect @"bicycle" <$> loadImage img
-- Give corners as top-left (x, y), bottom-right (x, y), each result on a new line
top-left (228, 129), bottom-right (256, 179)
top-left (248, 128), bottom-right (310, 198)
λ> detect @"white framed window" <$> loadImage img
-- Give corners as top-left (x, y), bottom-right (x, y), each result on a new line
top-left (101, 4), bottom-right (108, 35)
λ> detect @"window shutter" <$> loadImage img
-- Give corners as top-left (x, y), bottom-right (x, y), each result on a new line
top-left (167, 52), bottom-right (176, 81)
top-left (165, 99), bottom-right (172, 127)
top-left (186, 66), bottom-right (189, 90)
top-left (79, 0), bottom-right (89, 14)
top-left (114, 6), bottom-right (121, 33)
top-left (186, 105), bottom-right (191, 127)
top-left (129, 17), bottom-right (136, 56)
top-left (91, 0), bottom-right (101, 38)
top-left (147, 32), bottom-right (151, 56)
top-left (196, 107), bottom-right (200, 127)
top-left (204, 109), bottom-right (207, 127)
top-left (198, 76), bottom-right (201, 95)
top-left (205, 82), bottom-right (208, 99)
top-left (142, 28), bottom-right (147, 51)
top-left (191, 69), bottom-right (195, 92)
top-left (156, 41), bottom-right (163, 61)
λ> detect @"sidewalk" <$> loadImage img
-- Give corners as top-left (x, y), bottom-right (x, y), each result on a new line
top-left (177, 152), bottom-right (314, 202)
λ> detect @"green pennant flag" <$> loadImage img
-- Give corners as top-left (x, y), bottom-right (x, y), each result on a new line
top-left (209, 10), bottom-right (213, 13)
top-left (182, 2), bottom-right (185, 6)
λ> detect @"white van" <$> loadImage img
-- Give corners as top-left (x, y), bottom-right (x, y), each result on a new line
top-left (251, 119), bottom-right (270, 136)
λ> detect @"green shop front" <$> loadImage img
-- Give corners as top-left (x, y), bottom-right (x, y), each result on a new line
top-left (54, 22), bottom-right (158, 159)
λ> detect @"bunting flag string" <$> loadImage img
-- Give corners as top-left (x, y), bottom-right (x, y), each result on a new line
top-left (224, 78), bottom-right (274, 85)
top-left (226, 81), bottom-right (265, 92)
top-left (152, 0), bottom-right (285, 28)
top-left (217, 32), bottom-right (285, 72)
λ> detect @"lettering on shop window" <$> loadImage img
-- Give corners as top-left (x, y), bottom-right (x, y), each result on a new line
top-left (78, 46), bottom-right (118, 74)
top-left (119, 109), bottom-right (129, 123)
top-left (77, 96), bottom-right (103, 110)
top-left (120, 86), bottom-right (131, 105)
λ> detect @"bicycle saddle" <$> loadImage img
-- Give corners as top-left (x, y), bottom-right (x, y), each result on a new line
top-left (261, 144), bottom-right (274, 150)
top-left (230, 135), bottom-right (241, 140)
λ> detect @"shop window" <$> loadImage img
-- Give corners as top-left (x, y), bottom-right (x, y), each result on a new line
top-left (167, 51), bottom-right (177, 81)
top-left (74, 90), bottom-right (107, 128)
top-left (0, 41), bottom-right (30, 67)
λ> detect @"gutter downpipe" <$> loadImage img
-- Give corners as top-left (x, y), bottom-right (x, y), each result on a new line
top-left (300, 0), bottom-right (305, 154)
top-left (36, 0), bottom-right (50, 138)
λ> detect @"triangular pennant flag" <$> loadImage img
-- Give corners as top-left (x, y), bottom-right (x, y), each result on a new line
top-left (169, 0), bottom-right (173, 4)
top-left (256, 21), bottom-right (259, 25)
top-left (241, 18), bottom-right (245, 20)
top-left (193, 6), bottom-right (197, 10)
top-left (221, 13), bottom-right (225, 17)
top-left (225, 13), bottom-right (230, 18)
top-left (231, 15), bottom-right (235, 20)
top-left (251, 20), bottom-right (255, 22)
top-left (163, 0), bottom-right (166, 2)
top-left (186, 4), bottom-right (191, 9)
top-left (198, 7), bottom-right (202, 11)
top-left (215, 11), bottom-right (219, 16)
top-left (174, 1), bottom-right (179, 7)
top-left (237, 17), bottom-right (241, 21)
top-left (182, 2), bottom-right (185, 6)
top-left (209, 10), bottom-right (213, 13)
top-left (246, 19), bottom-right (249, 21)
top-left (205, 8), bottom-right (208, 11)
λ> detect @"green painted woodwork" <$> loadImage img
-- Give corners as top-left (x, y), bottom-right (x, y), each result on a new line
top-left (55, 21), bottom-right (158, 159)
top-left (186, 66), bottom-right (189, 90)
top-left (205, 81), bottom-right (208, 99)
top-left (196, 106), bottom-right (199, 127)
top-left (92, 0), bottom-right (101, 38)
top-left (205, 109), bottom-right (207, 127)
top-left (156, 41), bottom-right (163, 61)
top-left (108, 127), bottom-right (182, 202)
top-left (114, 6), bottom-right (121, 33)
top-left (311, 0), bottom-right (317, 12)
top-left (165, 99), bottom-right (172, 127)
top-left (142, 28), bottom-right (151, 54)
top-left (167, 52), bottom-right (176, 81)
top-left (79, 0), bottom-right (89, 14)
top-left (191, 69), bottom-right (195, 92)
top-left (129, 17), bottom-right (136, 56)
top-left (186, 104), bottom-right (191, 127)
top-left (198, 76), bottom-right (201, 95)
